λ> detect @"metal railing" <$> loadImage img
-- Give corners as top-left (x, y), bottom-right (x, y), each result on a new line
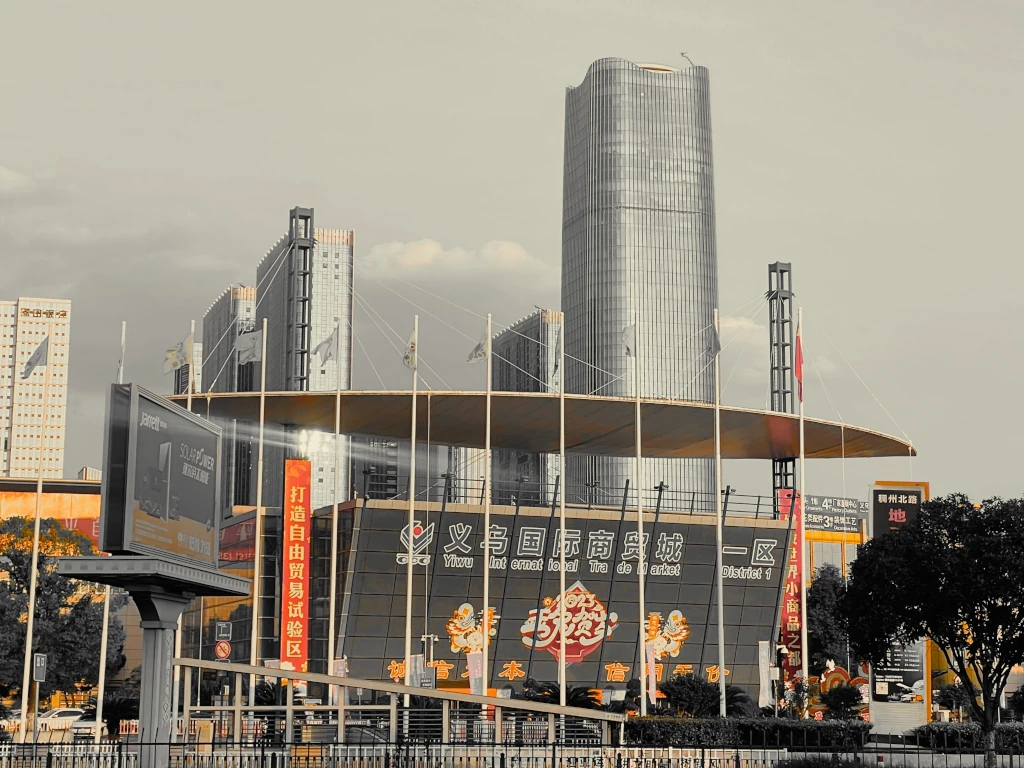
top-left (368, 475), bottom-right (781, 519)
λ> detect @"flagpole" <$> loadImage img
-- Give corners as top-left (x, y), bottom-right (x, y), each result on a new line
top-left (327, 345), bottom-right (342, 683)
top-left (404, 316), bottom-right (419, 690)
top-left (169, 319), bottom-right (195, 740)
top-left (634, 314), bottom-right (648, 718)
top-left (713, 308), bottom-right (727, 717)
top-left (798, 307), bottom-right (810, 702)
top-left (558, 319), bottom-right (567, 707)
top-left (247, 318), bottom-right (269, 706)
top-left (18, 328), bottom-right (50, 742)
top-left (482, 313), bottom-right (492, 696)
top-left (95, 321), bottom-right (125, 742)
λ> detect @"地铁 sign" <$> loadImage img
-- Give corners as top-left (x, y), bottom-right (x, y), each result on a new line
top-left (280, 459), bottom-right (311, 674)
top-left (871, 483), bottom-right (927, 537)
top-left (99, 385), bottom-right (222, 569)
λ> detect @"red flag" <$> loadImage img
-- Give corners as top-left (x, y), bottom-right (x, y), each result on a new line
top-left (794, 324), bottom-right (804, 403)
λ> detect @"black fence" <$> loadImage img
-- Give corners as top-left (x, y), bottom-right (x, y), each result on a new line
top-left (5, 738), bottom-right (1024, 768)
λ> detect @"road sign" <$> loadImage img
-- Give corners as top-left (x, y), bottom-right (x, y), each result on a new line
top-left (32, 653), bottom-right (46, 683)
top-left (215, 622), bottom-right (231, 641)
top-left (214, 640), bottom-right (231, 660)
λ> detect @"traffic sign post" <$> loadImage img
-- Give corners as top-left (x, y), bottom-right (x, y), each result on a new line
top-left (32, 653), bottom-right (45, 742)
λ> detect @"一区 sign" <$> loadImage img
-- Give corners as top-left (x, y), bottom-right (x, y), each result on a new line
top-left (777, 489), bottom-right (803, 687)
top-left (280, 459), bottom-right (311, 674)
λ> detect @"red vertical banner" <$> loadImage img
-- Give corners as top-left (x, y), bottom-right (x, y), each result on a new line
top-left (281, 459), bottom-right (312, 674)
top-left (777, 489), bottom-right (803, 688)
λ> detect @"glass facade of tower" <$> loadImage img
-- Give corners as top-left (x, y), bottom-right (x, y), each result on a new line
top-left (561, 58), bottom-right (719, 510)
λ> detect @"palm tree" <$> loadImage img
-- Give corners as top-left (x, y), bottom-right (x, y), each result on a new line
top-left (523, 680), bottom-right (600, 709)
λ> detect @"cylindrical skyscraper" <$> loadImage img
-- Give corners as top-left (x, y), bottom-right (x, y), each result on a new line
top-left (561, 58), bottom-right (719, 509)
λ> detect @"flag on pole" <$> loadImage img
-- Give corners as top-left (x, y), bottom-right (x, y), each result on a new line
top-left (706, 326), bottom-right (722, 358)
top-left (794, 320), bottom-right (804, 403)
top-left (621, 324), bottom-right (637, 357)
top-left (21, 337), bottom-right (49, 380)
top-left (466, 327), bottom-right (487, 363)
top-left (552, 331), bottom-right (562, 378)
top-left (163, 333), bottom-right (193, 374)
top-left (402, 327), bottom-right (418, 370)
top-left (312, 325), bottom-right (339, 366)
top-left (646, 642), bottom-right (658, 705)
top-left (235, 329), bottom-right (264, 365)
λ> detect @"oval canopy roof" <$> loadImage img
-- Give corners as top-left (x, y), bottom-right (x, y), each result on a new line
top-left (175, 390), bottom-right (915, 461)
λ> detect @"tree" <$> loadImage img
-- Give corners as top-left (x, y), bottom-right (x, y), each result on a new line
top-left (842, 494), bottom-right (1024, 768)
top-left (819, 684), bottom-right (863, 720)
top-left (522, 679), bottom-right (600, 709)
top-left (658, 674), bottom-right (757, 718)
top-left (807, 564), bottom-right (850, 674)
top-left (936, 682), bottom-right (975, 716)
top-left (0, 518), bottom-right (128, 701)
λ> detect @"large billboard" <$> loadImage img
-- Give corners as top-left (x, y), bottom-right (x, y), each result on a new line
top-left (339, 503), bottom-right (790, 693)
top-left (100, 385), bottom-right (221, 569)
top-left (281, 459), bottom-right (312, 674)
top-left (871, 640), bottom-right (926, 704)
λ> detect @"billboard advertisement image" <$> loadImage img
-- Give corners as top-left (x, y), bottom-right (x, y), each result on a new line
top-left (100, 385), bottom-right (221, 569)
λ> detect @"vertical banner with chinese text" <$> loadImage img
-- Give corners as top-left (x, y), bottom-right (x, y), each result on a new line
top-left (777, 489), bottom-right (803, 687)
top-left (281, 459), bottom-right (311, 674)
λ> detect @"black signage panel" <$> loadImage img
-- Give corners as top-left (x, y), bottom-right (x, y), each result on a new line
top-left (871, 640), bottom-right (926, 703)
top-left (804, 495), bottom-right (867, 533)
top-left (870, 485), bottom-right (924, 538)
top-left (340, 505), bottom-right (789, 693)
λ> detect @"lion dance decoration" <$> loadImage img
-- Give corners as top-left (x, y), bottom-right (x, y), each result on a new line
top-left (446, 603), bottom-right (498, 654)
top-left (646, 610), bottom-right (691, 660)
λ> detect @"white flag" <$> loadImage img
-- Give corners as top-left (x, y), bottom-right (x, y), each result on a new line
top-left (402, 327), bottom-right (418, 370)
top-left (21, 336), bottom-right (49, 380)
top-left (621, 324), bottom-right (637, 357)
top-left (234, 329), bottom-right (264, 365)
top-left (646, 642), bottom-right (658, 705)
top-left (163, 333), bottom-right (192, 374)
top-left (312, 325), bottom-right (339, 366)
top-left (706, 327), bottom-right (722, 358)
top-left (466, 326), bottom-right (488, 363)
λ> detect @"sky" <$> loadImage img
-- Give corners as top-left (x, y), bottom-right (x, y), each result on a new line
top-left (1, 0), bottom-right (1021, 502)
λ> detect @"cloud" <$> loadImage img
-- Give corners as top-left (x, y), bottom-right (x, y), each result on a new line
top-left (359, 239), bottom-right (557, 285)
top-left (0, 165), bottom-right (64, 206)
top-left (810, 354), bottom-right (839, 377)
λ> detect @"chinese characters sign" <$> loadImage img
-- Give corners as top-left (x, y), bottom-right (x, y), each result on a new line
top-left (520, 581), bottom-right (618, 663)
top-left (280, 459), bottom-right (311, 674)
top-left (871, 483), bottom-right (926, 537)
top-left (777, 489), bottom-right (803, 686)
top-left (804, 495), bottom-right (868, 533)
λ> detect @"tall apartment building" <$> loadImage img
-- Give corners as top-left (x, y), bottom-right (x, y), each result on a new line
top-left (255, 208), bottom-right (355, 510)
top-left (490, 309), bottom-right (562, 506)
top-left (0, 298), bottom-right (71, 478)
top-left (202, 285), bottom-right (257, 517)
top-left (561, 58), bottom-right (719, 510)
top-left (172, 341), bottom-right (203, 395)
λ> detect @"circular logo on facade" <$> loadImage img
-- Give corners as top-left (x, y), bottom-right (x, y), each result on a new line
top-left (214, 640), bottom-right (231, 660)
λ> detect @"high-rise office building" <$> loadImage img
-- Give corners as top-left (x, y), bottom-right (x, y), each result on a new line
top-left (0, 298), bottom-right (72, 478)
top-left (172, 341), bottom-right (203, 395)
top-left (561, 58), bottom-right (719, 509)
top-left (256, 208), bottom-right (355, 510)
top-left (202, 285), bottom-right (257, 517)
top-left (490, 309), bottom-right (562, 505)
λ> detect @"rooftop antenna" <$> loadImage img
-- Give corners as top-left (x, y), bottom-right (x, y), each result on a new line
top-left (680, 52), bottom-right (695, 67)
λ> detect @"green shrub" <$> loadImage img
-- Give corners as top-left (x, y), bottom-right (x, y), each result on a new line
top-left (624, 717), bottom-right (871, 748)
top-left (910, 722), bottom-right (1024, 753)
